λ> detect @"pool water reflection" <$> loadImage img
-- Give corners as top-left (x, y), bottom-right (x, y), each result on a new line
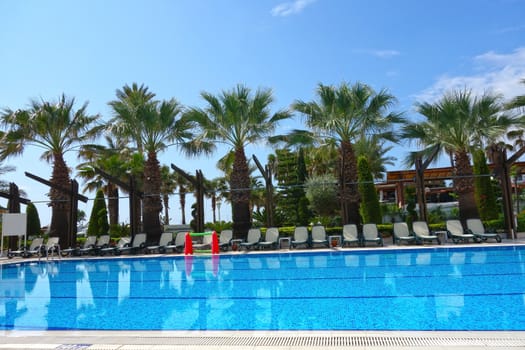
top-left (1, 246), bottom-right (525, 330)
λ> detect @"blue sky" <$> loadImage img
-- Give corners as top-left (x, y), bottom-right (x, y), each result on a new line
top-left (1, 0), bottom-right (524, 225)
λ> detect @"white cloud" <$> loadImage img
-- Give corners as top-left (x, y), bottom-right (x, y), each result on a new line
top-left (386, 70), bottom-right (400, 78)
top-left (353, 49), bottom-right (401, 58)
top-left (415, 47), bottom-right (525, 103)
top-left (495, 24), bottom-right (525, 34)
top-left (271, 0), bottom-right (316, 17)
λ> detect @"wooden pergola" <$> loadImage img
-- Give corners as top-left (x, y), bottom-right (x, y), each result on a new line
top-left (378, 161), bottom-right (525, 238)
top-left (382, 162), bottom-right (525, 206)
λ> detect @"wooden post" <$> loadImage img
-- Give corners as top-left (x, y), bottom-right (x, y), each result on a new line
top-left (415, 157), bottom-right (427, 222)
top-left (0, 183), bottom-right (30, 249)
top-left (68, 180), bottom-right (79, 248)
top-left (489, 145), bottom-right (525, 239)
top-left (413, 146), bottom-right (440, 223)
top-left (25, 172), bottom-right (88, 248)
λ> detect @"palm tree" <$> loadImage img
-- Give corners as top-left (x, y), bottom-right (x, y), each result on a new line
top-left (204, 176), bottom-right (228, 223)
top-left (404, 89), bottom-right (515, 223)
top-left (174, 172), bottom-right (192, 225)
top-left (160, 165), bottom-right (177, 225)
top-left (0, 163), bottom-right (16, 194)
top-left (109, 84), bottom-right (194, 243)
top-left (186, 84), bottom-right (291, 238)
top-left (298, 141), bottom-right (339, 177)
top-left (506, 79), bottom-right (525, 113)
top-left (108, 83), bottom-right (155, 154)
top-left (126, 152), bottom-right (146, 232)
top-left (77, 135), bottom-right (132, 227)
top-left (0, 94), bottom-right (101, 247)
top-left (215, 150), bottom-right (262, 221)
top-left (292, 82), bottom-right (403, 225)
top-left (354, 135), bottom-right (396, 181)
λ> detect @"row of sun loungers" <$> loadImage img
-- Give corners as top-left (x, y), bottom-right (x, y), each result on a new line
top-left (8, 237), bottom-right (61, 259)
top-left (393, 218), bottom-right (502, 245)
top-left (232, 224), bottom-right (384, 250)
top-left (448, 219), bottom-right (502, 243)
top-left (61, 235), bottom-right (112, 256)
top-left (7, 218), bottom-right (502, 259)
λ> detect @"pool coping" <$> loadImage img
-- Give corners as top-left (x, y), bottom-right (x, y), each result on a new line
top-left (2, 330), bottom-right (525, 349)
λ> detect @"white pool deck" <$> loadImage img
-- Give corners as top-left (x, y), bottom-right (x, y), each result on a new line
top-left (1, 234), bottom-right (525, 350)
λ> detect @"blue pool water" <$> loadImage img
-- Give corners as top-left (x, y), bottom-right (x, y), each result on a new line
top-left (1, 245), bottom-right (525, 331)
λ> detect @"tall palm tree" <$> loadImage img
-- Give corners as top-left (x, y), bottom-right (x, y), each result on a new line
top-left (215, 150), bottom-right (261, 218)
top-left (108, 83), bottom-right (155, 154)
top-left (0, 94), bottom-right (101, 247)
top-left (109, 84), bottom-right (193, 243)
top-left (186, 84), bottom-right (291, 238)
top-left (404, 89), bottom-right (515, 222)
top-left (292, 82), bottom-right (403, 225)
top-left (126, 152), bottom-right (146, 231)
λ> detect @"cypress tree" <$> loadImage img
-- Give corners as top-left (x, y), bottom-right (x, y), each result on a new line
top-left (404, 186), bottom-right (418, 226)
top-left (26, 202), bottom-right (41, 237)
top-left (88, 189), bottom-right (109, 236)
top-left (473, 149), bottom-right (499, 220)
top-left (357, 156), bottom-right (382, 224)
top-left (295, 148), bottom-right (311, 225)
top-left (275, 149), bottom-right (303, 225)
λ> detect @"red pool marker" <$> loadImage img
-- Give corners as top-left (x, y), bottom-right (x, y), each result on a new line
top-left (184, 232), bottom-right (193, 255)
top-left (211, 231), bottom-right (219, 254)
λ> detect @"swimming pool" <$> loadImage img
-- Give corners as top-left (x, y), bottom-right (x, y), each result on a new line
top-left (1, 245), bottom-right (524, 331)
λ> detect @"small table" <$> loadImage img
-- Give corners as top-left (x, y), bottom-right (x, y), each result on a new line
top-left (435, 231), bottom-right (448, 243)
top-left (230, 239), bottom-right (243, 251)
top-left (278, 237), bottom-right (291, 249)
top-left (328, 235), bottom-right (341, 248)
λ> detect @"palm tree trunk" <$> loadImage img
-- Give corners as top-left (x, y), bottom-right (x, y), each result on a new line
top-left (340, 141), bottom-right (361, 225)
top-left (107, 183), bottom-right (119, 227)
top-left (454, 151), bottom-right (479, 223)
top-left (143, 151), bottom-right (162, 244)
top-left (231, 147), bottom-right (251, 239)
top-left (163, 193), bottom-right (170, 225)
top-left (211, 195), bottom-right (217, 223)
top-left (49, 153), bottom-right (71, 248)
top-left (180, 189), bottom-right (186, 224)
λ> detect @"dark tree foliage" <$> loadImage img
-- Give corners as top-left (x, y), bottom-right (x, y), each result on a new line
top-left (274, 149), bottom-right (299, 225)
top-left (472, 149), bottom-right (499, 221)
top-left (88, 189), bottom-right (109, 236)
top-left (404, 186), bottom-right (418, 226)
top-left (357, 156), bottom-right (382, 224)
top-left (274, 148), bottom-right (311, 225)
top-left (26, 202), bottom-right (42, 237)
top-left (295, 148), bottom-right (311, 225)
